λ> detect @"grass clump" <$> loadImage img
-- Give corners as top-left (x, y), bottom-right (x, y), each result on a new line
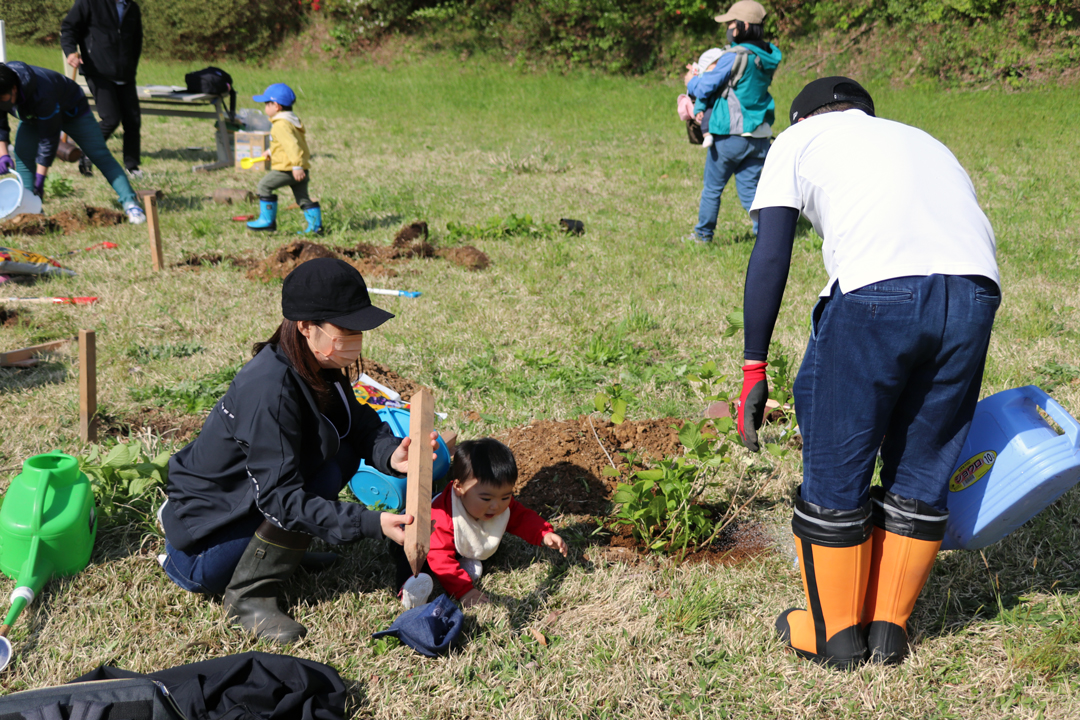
top-left (129, 362), bottom-right (242, 414)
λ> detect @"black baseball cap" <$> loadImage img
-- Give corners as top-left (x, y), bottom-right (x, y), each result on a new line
top-left (789, 76), bottom-right (875, 124)
top-left (282, 258), bottom-right (395, 331)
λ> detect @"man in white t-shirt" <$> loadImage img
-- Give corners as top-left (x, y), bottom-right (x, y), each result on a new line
top-left (735, 77), bottom-right (1000, 669)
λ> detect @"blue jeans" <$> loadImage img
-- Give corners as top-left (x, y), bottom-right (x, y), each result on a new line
top-left (161, 444), bottom-right (360, 594)
top-left (13, 110), bottom-right (136, 206)
top-left (695, 135), bottom-right (769, 241)
top-left (795, 275), bottom-right (1000, 513)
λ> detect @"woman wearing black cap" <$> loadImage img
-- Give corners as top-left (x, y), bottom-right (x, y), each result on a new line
top-left (158, 258), bottom-right (436, 643)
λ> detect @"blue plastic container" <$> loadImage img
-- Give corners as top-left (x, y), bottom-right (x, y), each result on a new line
top-left (941, 386), bottom-right (1080, 550)
top-left (348, 407), bottom-right (451, 511)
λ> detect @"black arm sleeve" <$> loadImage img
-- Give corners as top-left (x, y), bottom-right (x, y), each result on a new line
top-left (60, 0), bottom-right (88, 57)
top-left (743, 206), bottom-right (800, 362)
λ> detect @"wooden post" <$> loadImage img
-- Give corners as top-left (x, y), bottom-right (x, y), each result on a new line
top-left (79, 329), bottom-right (97, 443)
top-left (145, 195), bottom-right (164, 272)
top-left (404, 388), bottom-right (434, 577)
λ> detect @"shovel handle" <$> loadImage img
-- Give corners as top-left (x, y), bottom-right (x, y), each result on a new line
top-left (0, 624), bottom-right (9, 638)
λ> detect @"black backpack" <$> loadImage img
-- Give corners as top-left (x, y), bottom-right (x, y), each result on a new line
top-left (185, 66), bottom-right (236, 121)
top-left (0, 677), bottom-right (188, 720)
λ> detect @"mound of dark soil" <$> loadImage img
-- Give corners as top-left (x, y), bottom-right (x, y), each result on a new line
top-left (497, 417), bottom-right (684, 516)
top-left (0, 306), bottom-right (25, 327)
top-left (176, 253), bottom-right (260, 271)
top-left (0, 206), bottom-right (125, 237)
top-left (437, 246), bottom-right (489, 270)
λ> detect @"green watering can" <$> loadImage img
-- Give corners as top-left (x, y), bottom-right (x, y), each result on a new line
top-left (0, 452), bottom-right (97, 670)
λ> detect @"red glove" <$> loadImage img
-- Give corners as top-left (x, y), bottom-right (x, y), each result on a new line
top-left (737, 361), bottom-right (768, 452)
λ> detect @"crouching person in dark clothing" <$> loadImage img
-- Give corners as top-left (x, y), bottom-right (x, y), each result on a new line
top-left (158, 258), bottom-right (438, 644)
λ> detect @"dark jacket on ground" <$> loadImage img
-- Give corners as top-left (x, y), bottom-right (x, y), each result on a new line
top-left (60, 0), bottom-right (143, 84)
top-left (0, 62), bottom-right (90, 167)
top-left (163, 344), bottom-right (400, 551)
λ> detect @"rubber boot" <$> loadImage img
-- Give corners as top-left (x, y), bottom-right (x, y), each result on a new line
top-left (223, 520), bottom-right (311, 643)
top-left (862, 488), bottom-right (947, 664)
top-left (299, 202), bottom-right (322, 234)
top-left (247, 195), bottom-right (278, 231)
top-left (775, 488), bottom-right (873, 670)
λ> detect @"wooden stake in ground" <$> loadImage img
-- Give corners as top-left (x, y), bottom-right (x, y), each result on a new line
top-left (404, 388), bottom-right (434, 577)
top-left (144, 195), bottom-right (164, 271)
top-left (0, 337), bottom-right (74, 368)
top-left (79, 329), bottom-right (97, 443)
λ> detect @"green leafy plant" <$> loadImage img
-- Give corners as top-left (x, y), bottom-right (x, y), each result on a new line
top-left (78, 441), bottom-right (170, 519)
top-left (44, 175), bottom-right (75, 199)
top-left (1034, 361), bottom-right (1080, 393)
top-left (686, 360), bottom-right (731, 405)
top-left (594, 382), bottom-right (634, 424)
top-left (446, 213), bottom-right (554, 242)
top-left (130, 362), bottom-right (242, 414)
top-left (125, 342), bottom-right (204, 362)
top-left (611, 417), bottom-right (737, 554)
top-left (721, 309), bottom-right (743, 338)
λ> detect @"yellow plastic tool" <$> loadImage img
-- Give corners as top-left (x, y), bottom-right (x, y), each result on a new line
top-left (240, 156), bottom-right (267, 169)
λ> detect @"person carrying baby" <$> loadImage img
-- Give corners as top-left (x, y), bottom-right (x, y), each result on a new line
top-left (392, 438), bottom-right (568, 608)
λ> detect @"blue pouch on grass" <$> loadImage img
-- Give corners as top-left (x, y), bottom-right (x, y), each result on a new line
top-left (372, 594), bottom-right (464, 658)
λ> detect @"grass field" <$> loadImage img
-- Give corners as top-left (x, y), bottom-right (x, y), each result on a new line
top-left (1, 42), bottom-right (1080, 718)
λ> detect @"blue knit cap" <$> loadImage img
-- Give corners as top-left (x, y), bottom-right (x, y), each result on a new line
top-left (372, 594), bottom-right (465, 657)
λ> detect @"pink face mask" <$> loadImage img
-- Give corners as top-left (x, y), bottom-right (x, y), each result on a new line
top-left (312, 324), bottom-right (363, 362)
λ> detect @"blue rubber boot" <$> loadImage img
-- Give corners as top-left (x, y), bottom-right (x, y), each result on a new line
top-left (247, 195), bottom-right (278, 232)
top-left (300, 202), bottom-right (323, 234)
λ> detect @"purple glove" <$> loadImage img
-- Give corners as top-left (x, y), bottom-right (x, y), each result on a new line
top-left (32, 172), bottom-right (46, 198)
top-left (0, 155), bottom-right (14, 174)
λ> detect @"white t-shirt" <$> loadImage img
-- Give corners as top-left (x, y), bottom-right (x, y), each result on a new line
top-left (750, 109), bottom-right (999, 297)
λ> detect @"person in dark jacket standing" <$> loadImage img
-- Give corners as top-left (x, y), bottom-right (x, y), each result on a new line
top-left (159, 258), bottom-right (438, 644)
top-left (0, 61), bottom-right (145, 222)
top-left (60, 0), bottom-right (143, 177)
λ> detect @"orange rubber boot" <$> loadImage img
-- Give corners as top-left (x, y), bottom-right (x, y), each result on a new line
top-left (862, 489), bottom-right (947, 664)
top-left (775, 490), bottom-right (873, 670)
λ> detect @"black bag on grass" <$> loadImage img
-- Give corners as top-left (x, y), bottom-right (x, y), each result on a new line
top-left (72, 652), bottom-right (347, 720)
top-left (185, 66), bottom-right (237, 120)
top-left (0, 677), bottom-right (188, 720)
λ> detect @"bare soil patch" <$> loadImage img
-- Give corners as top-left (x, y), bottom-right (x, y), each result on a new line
top-left (498, 416), bottom-right (684, 516)
top-left (358, 359), bottom-right (429, 401)
top-left (101, 407), bottom-right (205, 444)
top-left (176, 253), bottom-right (260, 271)
top-left (0, 206), bottom-right (125, 237)
top-left (0, 306), bottom-right (27, 327)
top-left (245, 222), bottom-right (491, 283)
top-left (436, 246), bottom-right (490, 270)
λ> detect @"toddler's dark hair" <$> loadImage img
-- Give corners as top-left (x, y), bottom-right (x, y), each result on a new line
top-left (279, 104), bottom-right (293, 111)
top-left (452, 438), bottom-right (517, 489)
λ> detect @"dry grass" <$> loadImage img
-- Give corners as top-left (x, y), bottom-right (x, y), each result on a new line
top-left (1, 42), bottom-right (1079, 718)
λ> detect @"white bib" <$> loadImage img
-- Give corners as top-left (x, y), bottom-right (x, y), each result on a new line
top-left (451, 491), bottom-right (510, 560)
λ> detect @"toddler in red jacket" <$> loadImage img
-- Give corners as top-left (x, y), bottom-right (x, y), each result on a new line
top-left (394, 438), bottom-right (567, 609)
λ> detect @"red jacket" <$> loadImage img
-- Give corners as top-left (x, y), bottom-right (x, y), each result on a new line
top-left (428, 490), bottom-right (554, 599)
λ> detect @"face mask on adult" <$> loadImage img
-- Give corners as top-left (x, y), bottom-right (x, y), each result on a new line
top-left (726, 27), bottom-right (738, 45)
top-left (306, 323), bottom-right (364, 367)
top-left (0, 98), bottom-right (14, 113)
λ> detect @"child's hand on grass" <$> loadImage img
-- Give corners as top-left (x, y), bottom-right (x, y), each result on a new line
top-left (461, 589), bottom-right (489, 608)
top-left (544, 532), bottom-right (568, 557)
top-left (380, 512), bottom-right (413, 544)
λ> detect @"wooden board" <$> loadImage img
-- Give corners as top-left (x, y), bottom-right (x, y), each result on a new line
top-left (79, 329), bottom-right (97, 443)
top-left (404, 388), bottom-right (434, 576)
top-left (144, 195), bottom-right (164, 272)
top-left (0, 337), bottom-right (73, 367)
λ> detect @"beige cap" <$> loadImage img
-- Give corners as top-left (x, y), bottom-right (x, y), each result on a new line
top-left (715, 0), bottom-right (767, 24)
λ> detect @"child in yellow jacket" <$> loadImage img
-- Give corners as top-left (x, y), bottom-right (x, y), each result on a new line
top-left (247, 83), bottom-right (322, 234)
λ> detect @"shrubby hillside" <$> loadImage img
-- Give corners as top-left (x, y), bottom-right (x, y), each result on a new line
top-left (3, 0), bottom-right (1078, 84)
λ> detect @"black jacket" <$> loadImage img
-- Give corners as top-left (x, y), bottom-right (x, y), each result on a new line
top-left (60, 0), bottom-right (143, 84)
top-left (0, 62), bottom-right (90, 167)
top-left (163, 344), bottom-right (400, 551)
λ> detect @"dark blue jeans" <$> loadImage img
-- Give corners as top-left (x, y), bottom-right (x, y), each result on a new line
top-left (695, 135), bottom-right (769, 241)
top-left (161, 444), bottom-right (359, 594)
top-left (795, 275), bottom-right (1000, 513)
top-left (13, 110), bottom-right (136, 206)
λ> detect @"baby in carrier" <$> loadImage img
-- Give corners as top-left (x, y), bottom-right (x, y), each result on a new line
top-left (677, 48), bottom-right (725, 148)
